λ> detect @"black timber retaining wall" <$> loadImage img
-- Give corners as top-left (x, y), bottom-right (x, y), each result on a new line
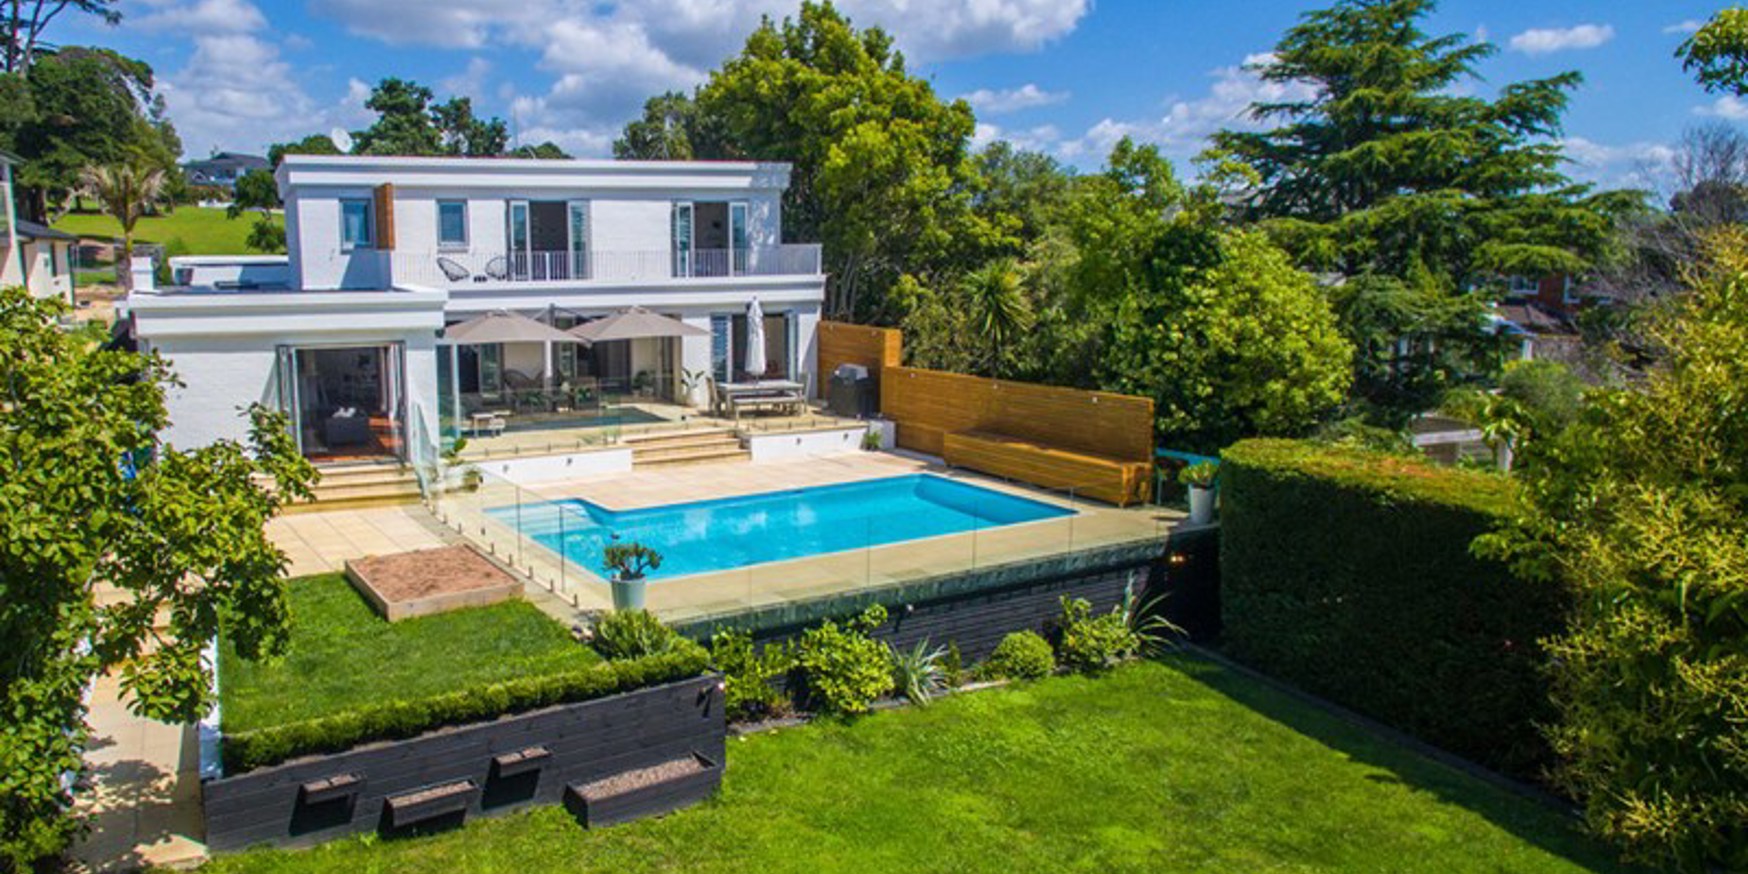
top-left (203, 674), bottom-right (723, 852)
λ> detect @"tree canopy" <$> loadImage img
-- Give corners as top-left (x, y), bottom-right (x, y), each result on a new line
top-left (0, 288), bottom-right (315, 867)
top-left (1679, 8), bottom-right (1748, 96)
top-left (618, 2), bottom-right (1000, 320)
top-left (0, 46), bottom-right (180, 221)
top-left (1479, 230), bottom-right (1748, 872)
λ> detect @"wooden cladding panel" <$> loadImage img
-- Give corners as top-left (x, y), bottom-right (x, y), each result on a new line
top-left (881, 366), bottom-right (1154, 465)
top-left (373, 183), bottom-right (396, 251)
top-left (816, 321), bottom-right (902, 399)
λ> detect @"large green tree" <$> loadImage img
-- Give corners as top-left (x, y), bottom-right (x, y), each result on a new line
top-left (654, 2), bottom-right (1000, 320)
top-left (1035, 139), bottom-right (1353, 451)
top-left (1, 47), bottom-right (179, 221)
top-left (0, 288), bottom-right (315, 867)
top-left (1478, 230), bottom-right (1748, 872)
top-left (1209, 0), bottom-right (1637, 414)
top-left (349, 78), bottom-right (509, 157)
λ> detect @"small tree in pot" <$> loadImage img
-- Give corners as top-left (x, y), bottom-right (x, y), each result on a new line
top-left (603, 542), bottom-right (662, 611)
top-left (1178, 461), bottom-right (1219, 524)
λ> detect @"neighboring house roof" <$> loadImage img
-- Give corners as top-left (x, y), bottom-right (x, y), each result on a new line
top-left (15, 220), bottom-right (78, 242)
top-left (1494, 301), bottom-right (1577, 336)
top-left (182, 152), bottom-right (269, 180)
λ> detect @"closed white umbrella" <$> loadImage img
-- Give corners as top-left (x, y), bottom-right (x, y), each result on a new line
top-left (744, 297), bottom-right (766, 380)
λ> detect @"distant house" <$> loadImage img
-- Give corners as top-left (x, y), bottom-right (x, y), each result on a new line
top-left (0, 151), bottom-right (18, 292)
top-left (14, 220), bottom-right (76, 303)
top-left (1493, 274), bottom-right (1587, 362)
top-left (182, 152), bottom-right (269, 188)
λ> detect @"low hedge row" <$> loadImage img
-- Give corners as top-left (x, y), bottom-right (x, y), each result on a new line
top-left (1218, 439), bottom-right (1567, 779)
top-left (222, 640), bottom-right (709, 773)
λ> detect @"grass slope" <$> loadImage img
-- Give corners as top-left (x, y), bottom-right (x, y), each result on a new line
top-left (219, 574), bottom-right (598, 734)
top-left (52, 207), bottom-right (281, 256)
top-left (202, 657), bottom-right (1629, 874)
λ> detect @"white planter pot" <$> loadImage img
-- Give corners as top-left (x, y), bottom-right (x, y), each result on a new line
top-left (610, 575), bottom-right (648, 611)
top-left (1188, 486), bottom-right (1215, 525)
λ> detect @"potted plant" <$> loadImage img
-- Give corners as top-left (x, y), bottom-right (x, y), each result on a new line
top-left (1177, 461), bottom-right (1218, 524)
top-left (603, 542), bottom-right (662, 611)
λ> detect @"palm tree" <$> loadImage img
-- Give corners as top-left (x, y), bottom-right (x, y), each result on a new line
top-left (78, 158), bottom-right (167, 289)
top-left (961, 260), bottom-right (1033, 377)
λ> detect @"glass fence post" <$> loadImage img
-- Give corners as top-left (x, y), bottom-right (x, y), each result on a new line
top-left (514, 485), bottom-right (524, 569)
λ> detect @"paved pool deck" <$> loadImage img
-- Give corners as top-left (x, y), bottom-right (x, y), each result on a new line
top-left (435, 451), bottom-right (1178, 626)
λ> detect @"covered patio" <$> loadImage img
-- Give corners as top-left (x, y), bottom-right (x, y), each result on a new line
top-left (437, 307), bottom-right (707, 443)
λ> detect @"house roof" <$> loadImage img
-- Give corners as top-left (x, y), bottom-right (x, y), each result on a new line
top-left (15, 220), bottom-right (78, 242)
top-left (1495, 301), bottom-right (1576, 336)
top-left (183, 152), bottom-right (268, 173)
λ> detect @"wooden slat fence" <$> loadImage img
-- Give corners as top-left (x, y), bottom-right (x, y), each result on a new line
top-left (815, 321), bottom-right (901, 399)
top-left (880, 366), bottom-right (1153, 462)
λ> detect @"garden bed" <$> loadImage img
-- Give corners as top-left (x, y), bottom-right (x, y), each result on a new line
top-left (217, 574), bottom-right (707, 772)
top-left (345, 545), bottom-right (521, 621)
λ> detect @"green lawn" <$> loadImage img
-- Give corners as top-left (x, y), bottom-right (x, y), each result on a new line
top-left (201, 657), bottom-right (1630, 874)
top-left (219, 574), bottom-right (599, 734)
top-left (52, 206), bottom-right (281, 256)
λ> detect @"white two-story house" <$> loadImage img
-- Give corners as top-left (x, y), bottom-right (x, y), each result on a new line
top-left (125, 155), bottom-right (826, 464)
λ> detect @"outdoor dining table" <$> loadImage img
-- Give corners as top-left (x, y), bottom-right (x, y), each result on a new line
top-left (718, 379), bottom-right (806, 421)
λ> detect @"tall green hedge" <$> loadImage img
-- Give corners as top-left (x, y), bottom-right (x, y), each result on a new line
top-left (1219, 439), bottom-right (1566, 779)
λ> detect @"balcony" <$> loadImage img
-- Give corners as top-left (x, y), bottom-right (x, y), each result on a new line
top-left (390, 245), bottom-right (822, 290)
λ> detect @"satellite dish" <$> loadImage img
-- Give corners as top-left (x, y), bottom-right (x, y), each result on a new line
top-left (329, 128), bottom-right (355, 153)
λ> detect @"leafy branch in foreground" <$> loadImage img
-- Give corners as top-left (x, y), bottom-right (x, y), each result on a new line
top-left (0, 287), bottom-right (314, 867)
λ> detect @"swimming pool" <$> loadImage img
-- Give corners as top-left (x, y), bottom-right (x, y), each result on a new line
top-left (490, 474), bottom-right (1075, 581)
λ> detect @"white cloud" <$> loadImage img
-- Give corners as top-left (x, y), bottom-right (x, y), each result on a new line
top-left (1560, 137), bottom-right (1676, 189)
top-left (1697, 95), bottom-right (1748, 121)
top-left (301, 0), bottom-right (1090, 155)
top-left (1507, 23), bottom-right (1615, 55)
top-left (960, 83), bottom-right (1068, 115)
top-left (1058, 52), bottom-right (1316, 163)
top-left (971, 121), bottom-right (1061, 151)
top-left (1664, 20), bottom-right (1704, 36)
top-left (132, 0), bottom-right (266, 34)
top-left (441, 57), bottom-right (494, 104)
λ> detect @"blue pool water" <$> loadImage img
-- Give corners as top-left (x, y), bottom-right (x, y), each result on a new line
top-left (490, 474), bottom-right (1074, 581)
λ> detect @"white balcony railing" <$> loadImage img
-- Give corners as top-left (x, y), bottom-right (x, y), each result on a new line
top-left (390, 245), bottom-right (822, 288)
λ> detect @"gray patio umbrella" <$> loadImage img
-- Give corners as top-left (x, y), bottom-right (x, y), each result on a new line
top-left (439, 309), bottom-right (582, 346)
top-left (567, 306), bottom-right (709, 343)
top-left (439, 309), bottom-right (582, 391)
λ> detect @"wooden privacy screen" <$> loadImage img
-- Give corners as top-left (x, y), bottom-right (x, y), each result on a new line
top-left (882, 366), bottom-right (1154, 504)
top-left (881, 366), bottom-right (1153, 463)
top-left (816, 321), bottom-right (901, 398)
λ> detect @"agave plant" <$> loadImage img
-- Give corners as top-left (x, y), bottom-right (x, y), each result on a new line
top-left (1121, 584), bottom-right (1184, 656)
top-left (889, 638), bottom-right (947, 705)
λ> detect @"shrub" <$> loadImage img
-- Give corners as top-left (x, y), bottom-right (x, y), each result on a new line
top-left (1177, 461), bottom-right (1219, 488)
top-left (1219, 438), bottom-right (1564, 780)
top-left (888, 639), bottom-right (946, 705)
top-left (709, 629), bottom-right (792, 721)
top-left (593, 609), bottom-right (682, 660)
top-left (793, 605), bottom-right (893, 716)
top-left (222, 642), bottom-right (708, 773)
top-left (980, 631), bottom-right (1054, 681)
top-left (940, 641), bottom-right (965, 688)
top-left (1056, 596), bottom-right (1141, 673)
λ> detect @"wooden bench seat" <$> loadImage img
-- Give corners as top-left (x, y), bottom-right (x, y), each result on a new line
top-left (942, 430), bottom-right (1151, 507)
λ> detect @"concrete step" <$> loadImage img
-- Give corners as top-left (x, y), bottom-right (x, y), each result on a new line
top-left (621, 427), bottom-right (736, 445)
top-left (633, 446), bottom-right (752, 468)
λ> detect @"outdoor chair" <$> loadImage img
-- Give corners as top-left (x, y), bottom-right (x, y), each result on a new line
top-left (483, 256), bottom-right (510, 281)
top-left (435, 257), bottom-right (472, 283)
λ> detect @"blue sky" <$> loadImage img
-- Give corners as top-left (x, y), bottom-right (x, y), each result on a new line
top-left (62, 1), bottom-right (1731, 190)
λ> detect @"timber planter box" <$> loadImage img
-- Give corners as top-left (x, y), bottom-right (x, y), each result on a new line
top-left (566, 751), bottom-right (721, 829)
top-left (202, 674), bottom-right (724, 852)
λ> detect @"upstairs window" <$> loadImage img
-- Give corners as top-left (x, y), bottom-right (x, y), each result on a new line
top-left (340, 199), bottom-right (374, 251)
top-left (437, 200), bottom-right (468, 248)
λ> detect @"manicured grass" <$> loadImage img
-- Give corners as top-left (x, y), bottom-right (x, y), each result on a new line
top-left (219, 574), bottom-right (599, 735)
top-left (201, 657), bottom-right (1630, 874)
top-left (52, 207), bottom-right (281, 255)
